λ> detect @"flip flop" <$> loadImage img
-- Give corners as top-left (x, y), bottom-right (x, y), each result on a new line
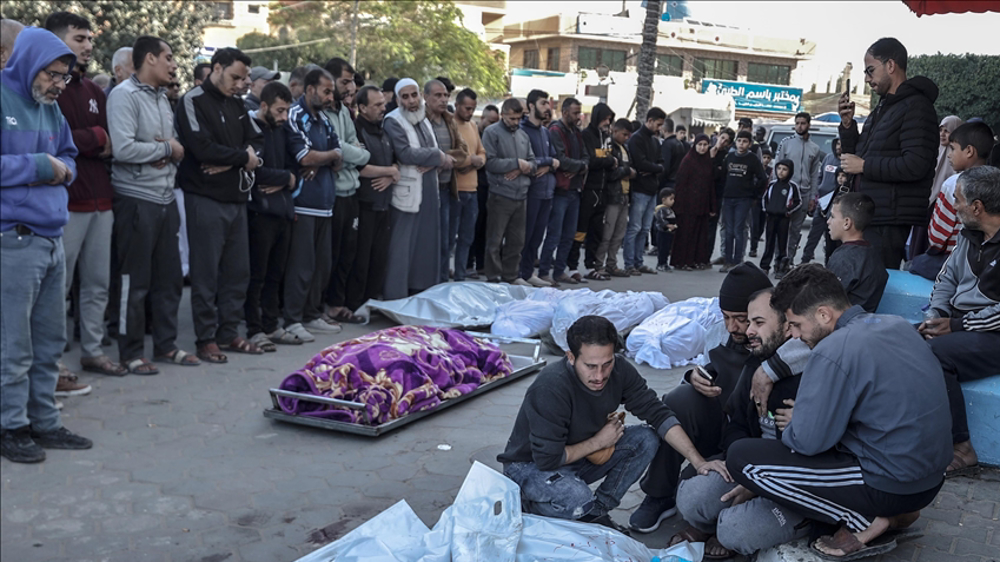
top-left (154, 349), bottom-right (202, 366)
top-left (668, 525), bottom-right (712, 547)
top-left (811, 526), bottom-right (898, 562)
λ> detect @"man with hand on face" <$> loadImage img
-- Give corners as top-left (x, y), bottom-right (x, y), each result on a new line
top-left (838, 37), bottom-right (939, 269)
top-left (108, 35), bottom-right (197, 376)
top-left (346, 85), bottom-right (401, 314)
top-left (728, 264), bottom-right (950, 562)
top-left (632, 262), bottom-right (810, 533)
top-left (382, 78), bottom-right (453, 300)
top-left (1, 27), bottom-right (92, 463)
top-left (175, 47), bottom-right (264, 363)
top-left (46, 11), bottom-right (124, 381)
top-left (672, 288), bottom-right (808, 559)
top-left (498, 316), bottom-right (729, 535)
top-left (282, 69), bottom-right (343, 343)
top-left (244, 82), bottom-right (297, 350)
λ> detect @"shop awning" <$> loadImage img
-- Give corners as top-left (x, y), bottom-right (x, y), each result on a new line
top-left (903, 0), bottom-right (1000, 16)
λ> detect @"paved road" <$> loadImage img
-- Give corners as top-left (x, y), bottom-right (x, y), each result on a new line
top-left (2, 248), bottom-right (997, 562)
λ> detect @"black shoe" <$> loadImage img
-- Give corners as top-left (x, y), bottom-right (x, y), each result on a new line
top-left (629, 495), bottom-right (677, 533)
top-left (578, 512), bottom-right (632, 536)
top-left (0, 428), bottom-right (46, 463)
top-left (749, 250), bottom-right (758, 258)
top-left (30, 427), bottom-right (93, 450)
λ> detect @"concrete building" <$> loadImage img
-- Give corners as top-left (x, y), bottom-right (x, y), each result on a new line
top-left (201, 0), bottom-right (272, 51)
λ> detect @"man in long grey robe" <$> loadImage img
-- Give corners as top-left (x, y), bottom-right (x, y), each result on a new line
top-left (382, 78), bottom-right (456, 299)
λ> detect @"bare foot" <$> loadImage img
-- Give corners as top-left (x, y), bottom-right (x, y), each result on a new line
top-left (814, 517), bottom-right (890, 557)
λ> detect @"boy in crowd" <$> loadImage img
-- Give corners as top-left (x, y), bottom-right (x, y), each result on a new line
top-left (917, 122), bottom-right (995, 279)
top-left (801, 138), bottom-right (843, 265)
top-left (654, 188), bottom-right (677, 272)
top-left (748, 149), bottom-right (773, 258)
top-left (759, 159), bottom-right (801, 278)
top-left (593, 118), bottom-right (635, 278)
top-left (826, 193), bottom-right (889, 312)
top-left (721, 130), bottom-right (769, 272)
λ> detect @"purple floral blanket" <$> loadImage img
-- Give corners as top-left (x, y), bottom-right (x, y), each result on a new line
top-left (277, 326), bottom-right (513, 425)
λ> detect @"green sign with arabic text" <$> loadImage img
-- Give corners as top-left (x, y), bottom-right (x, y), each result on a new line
top-left (702, 79), bottom-right (802, 113)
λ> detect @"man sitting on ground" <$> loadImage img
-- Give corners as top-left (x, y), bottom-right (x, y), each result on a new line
top-left (497, 315), bottom-right (730, 534)
top-left (727, 264), bottom-right (951, 561)
top-left (919, 165), bottom-right (1000, 477)
top-left (673, 288), bottom-right (808, 559)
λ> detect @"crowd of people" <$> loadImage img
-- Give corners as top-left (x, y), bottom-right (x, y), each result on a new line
top-left (2, 12), bottom-right (1000, 560)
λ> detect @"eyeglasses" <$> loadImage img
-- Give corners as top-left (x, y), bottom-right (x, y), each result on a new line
top-left (43, 70), bottom-right (73, 84)
top-left (863, 61), bottom-right (884, 78)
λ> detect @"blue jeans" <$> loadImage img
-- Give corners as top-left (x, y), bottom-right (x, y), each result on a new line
top-left (503, 425), bottom-right (660, 519)
top-left (623, 192), bottom-right (657, 269)
top-left (520, 197), bottom-right (553, 280)
top-left (452, 191), bottom-right (479, 281)
top-left (439, 188), bottom-right (460, 283)
top-left (538, 190), bottom-right (579, 278)
top-left (722, 197), bottom-right (753, 265)
top-left (1, 232), bottom-right (66, 432)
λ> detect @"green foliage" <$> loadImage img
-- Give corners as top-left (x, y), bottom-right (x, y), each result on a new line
top-left (908, 53), bottom-right (1000, 134)
top-left (239, 0), bottom-right (507, 96)
top-left (0, 0), bottom-right (213, 88)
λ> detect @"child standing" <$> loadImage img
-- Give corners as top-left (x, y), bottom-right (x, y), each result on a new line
top-left (720, 130), bottom-right (768, 272)
top-left (594, 119), bottom-right (636, 277)
top-left (826, 192), bottom-right (888, 312)
top-left (654, 188), bottom-right (677, 271)
top-left (760, 159), bottom-right (801, 278)
top-left (748, 148), bottom-right (773, 258)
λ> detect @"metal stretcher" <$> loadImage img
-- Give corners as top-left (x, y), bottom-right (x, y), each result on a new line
top-left (263, 332), bottom-right (546, 437)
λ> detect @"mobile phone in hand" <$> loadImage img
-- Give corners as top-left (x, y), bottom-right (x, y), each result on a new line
top-left (695, 365), bottom-right (715, 386)
top-left (845, 78), bottom-right (851, 96)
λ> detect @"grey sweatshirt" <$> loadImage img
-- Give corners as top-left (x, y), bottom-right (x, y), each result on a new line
top-left (498, 355), bottom-right (678, 471)
top-left (775, 132), bottom-right (822, 201)
top-left (482, 121), bottom-right (536, 200)
top-left (106, 75), bottom-right (177, 204)
top-left (782, 306), bottom-right (952, 495)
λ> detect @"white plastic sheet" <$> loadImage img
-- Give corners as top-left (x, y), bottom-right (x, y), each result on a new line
top-left (626, 297), bottom-right (726, 369)
top-left (491, 299), bottom-right (557, 338)
top-left (550, 290), bottom-right (670, 351)
top-left (363, 282), bottom-right (536, 328)
top-left (296, 462), bottom-right (702, 562)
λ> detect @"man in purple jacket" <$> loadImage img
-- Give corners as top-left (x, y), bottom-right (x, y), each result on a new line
top-left (1, 27), bottom-right (93, 463)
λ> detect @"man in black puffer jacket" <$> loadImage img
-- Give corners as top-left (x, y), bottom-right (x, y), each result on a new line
top-left (838, 37), bottom-right (938, 269)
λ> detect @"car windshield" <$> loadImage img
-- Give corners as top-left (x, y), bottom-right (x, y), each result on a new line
top-left (768, 129), bottom-right (838, 160)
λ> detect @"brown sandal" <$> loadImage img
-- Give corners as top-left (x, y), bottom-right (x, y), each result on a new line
top-left (811, 526), bottom-right (897, 561)
top-left (124, 357), bottom-right (160, 375)
top-left (197, 343), bottom-right (228, 364)
top-left (221, 337), bottom-right (264, 355)
top-left (81, 355), bottom-right (128, 377)
top-left (668, 525), bottom-right (712, 547)
top-left (154, 349), bottom-right (201, 367)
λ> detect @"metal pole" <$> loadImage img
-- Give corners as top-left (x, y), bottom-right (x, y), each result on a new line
top-left (349, 0), bottom-right (360, 67)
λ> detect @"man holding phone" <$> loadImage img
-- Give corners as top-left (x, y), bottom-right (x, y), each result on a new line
top-left (838, 37), bottom-right (939, 269)
top-left (498, 316), bottom-right (729, 535)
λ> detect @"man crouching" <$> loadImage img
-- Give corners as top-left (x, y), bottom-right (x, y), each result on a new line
top-left (497, 315), bottom-right (730, 534)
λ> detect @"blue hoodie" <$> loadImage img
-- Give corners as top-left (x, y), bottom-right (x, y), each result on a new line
top-left (1, 27), bottom-right (78, 237)
top-left (519, 115), bottom-right (556, 199)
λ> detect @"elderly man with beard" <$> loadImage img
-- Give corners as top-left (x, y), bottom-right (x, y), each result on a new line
top-left (382, 78), bottom-right (455, 299)
top-left (282, 69), bottom-right (343, 343)
top-left (672, 288), bottom-right (809, 559)
top-left (631, 262), bottom-right (810, 533)
top-left (727, 264), bottom-right (951, 561)
top-left (1, 27), bottom-right (93, 463)
top-left (322, 58), bottom-right (370, 325)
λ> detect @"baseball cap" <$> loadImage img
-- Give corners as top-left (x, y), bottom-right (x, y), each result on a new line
top-left (250, 66), bottom-right (280, 82)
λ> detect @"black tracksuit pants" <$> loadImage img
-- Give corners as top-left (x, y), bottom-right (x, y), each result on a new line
top-left (728, 439), bottom-right (943, 532)
top-left (283, 214), bottom-right (332, 326)
top-left (760, 213), bottom-right (790, 271)
top-left (929, 331), bottom-right (1000, 444)
top-left (325, 194), bottom-right (360, 309)
top-left (185, 192), bottom-right (249, 346)
top-left (569, 189), bottom-right (604, 271)
top-left (244, 211), bottom-right (292, 337)
top-left (345, 202), bottom-right (391, 312)
top-left (113, 195), bottom-right (183, 361)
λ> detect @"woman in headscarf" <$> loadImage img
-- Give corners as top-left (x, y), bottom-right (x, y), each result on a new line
top-left (909, 115), bottom-right (962, 259)
top-left (670, 134), bottom-right (717, 270)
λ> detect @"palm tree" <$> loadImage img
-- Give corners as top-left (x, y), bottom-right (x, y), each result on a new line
top-left (635, 0), bottom-right (661, 121)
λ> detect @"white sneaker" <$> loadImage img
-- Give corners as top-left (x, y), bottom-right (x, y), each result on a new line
top-left (526, 275), bottom-right (553, 287)
top-left (511, 278), bottom-right (532, 287)
top-left (303, 318), bottom-right (343, 334)
top-left (284, 322), bottom-right (316, 342)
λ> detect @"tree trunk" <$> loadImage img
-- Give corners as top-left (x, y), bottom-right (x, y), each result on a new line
top-left (635, 0), bottom-right (661, 122)
top-left (349, 0), bottom-right (360, 67)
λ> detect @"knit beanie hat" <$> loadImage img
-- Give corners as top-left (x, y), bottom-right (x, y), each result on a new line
top-left (719, 262), bottom-right (773, 312)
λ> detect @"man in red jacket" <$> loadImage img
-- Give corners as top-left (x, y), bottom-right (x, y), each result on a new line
top-left (46, 12), bottom-right (126, 383)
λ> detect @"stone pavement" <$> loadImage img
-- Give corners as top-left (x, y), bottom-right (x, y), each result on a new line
top-left (2, 249), bottom-right (998, 562)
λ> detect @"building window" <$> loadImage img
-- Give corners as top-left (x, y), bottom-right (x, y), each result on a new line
top-left (212, 1), bottom-right (233, 20)
top-left (546, 48), bottom-right (561, 71)
top-left (747, 62), bottom-right (791, 85)
top-left (692, 57), bottom-right (737, 83)
top-left (655, 54), bottom-right (683, 76)
top-left (523, 49), bottom-right (540, 69)
top-left (248, 4), bottom-right (261, 14)
top-left (578, 47), bottom-right (627, 72)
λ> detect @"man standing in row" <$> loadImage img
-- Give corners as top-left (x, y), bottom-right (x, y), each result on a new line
top-left (1, 27), bottom-right (92, 463)
top-left (519, 89), bottom-right (558, 286)
top-left (175, 47), bottom-right (264, 362)
top-left (624, 108), bottom-right (667, 275)
top-left (47, 12), bottom-right (123, 379)
top-left (451, 88), bottom-right (487, 283)
top-left (540, 98), bottom-right (588, 285)
top-left (774, 112), bottom-right (821, 264)
top-left (424, 79), bottom-right (468, 283)
top-left (243, 65), bottom-right (279, 111)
